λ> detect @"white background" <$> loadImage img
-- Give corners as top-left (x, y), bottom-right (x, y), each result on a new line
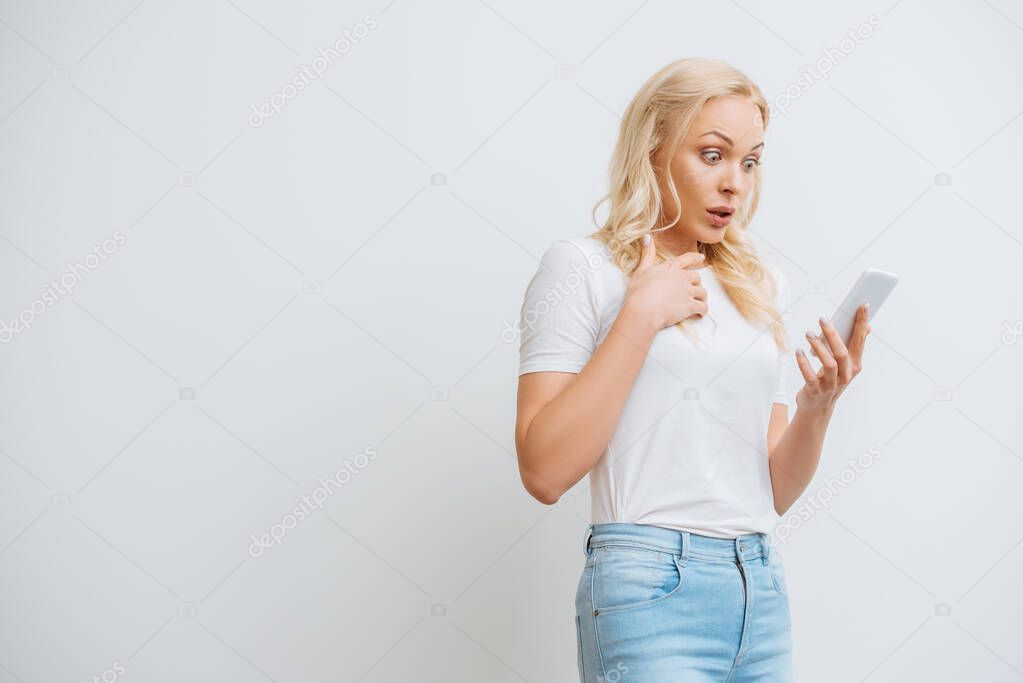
top-left (1, 0), bottom-right (1022, 681)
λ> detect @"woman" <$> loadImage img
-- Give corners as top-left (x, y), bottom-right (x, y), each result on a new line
top-left (514, 58), bottom-right (871, 681)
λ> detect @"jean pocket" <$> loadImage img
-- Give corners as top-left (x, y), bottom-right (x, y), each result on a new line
top-left (769, 554), bottom-right (788, 594)
top-left (591, 545), bottom-right (685, 615)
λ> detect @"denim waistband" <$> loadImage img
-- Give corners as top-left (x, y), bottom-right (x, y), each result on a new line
top-left (584, 522), bottom-right (770, 566)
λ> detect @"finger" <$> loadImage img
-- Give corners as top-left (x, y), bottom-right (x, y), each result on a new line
top-left (671, 251), bottom-right (706, 270)
top-left (817, 316), bottom-right (852, 383)
top-left (636, 233), bottom-right (656, 273)
top-left (845, 303), bottom-right (870, 361)
top-left (794, 348), bottom-right (817, 386)
top-left (805, 331), bottom-right (837, 384)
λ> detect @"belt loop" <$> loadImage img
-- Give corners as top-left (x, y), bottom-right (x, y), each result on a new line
top-left (583, 524), bottom-right (593, 557)
top-left (679, 531), bottom-right (690, 567)
top-left (760, 532), bottom-right (770, 565)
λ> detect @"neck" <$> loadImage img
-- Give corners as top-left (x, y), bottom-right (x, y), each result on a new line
top-left (653, 230), bottom-right (704, 265)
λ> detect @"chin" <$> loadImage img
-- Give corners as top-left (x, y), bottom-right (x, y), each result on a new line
top-left (694, 227), bottom-right (727, 244)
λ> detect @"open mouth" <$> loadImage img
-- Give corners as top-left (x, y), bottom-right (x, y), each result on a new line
top-left (706, 207), bottom-right (733, 226)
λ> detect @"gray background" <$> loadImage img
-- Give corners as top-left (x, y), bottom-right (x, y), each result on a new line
top-left (1, 0), bottom-right (1022, 681)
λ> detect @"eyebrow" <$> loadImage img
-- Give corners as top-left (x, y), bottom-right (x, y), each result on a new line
top-left (699, 129), bottom-right (764, 152)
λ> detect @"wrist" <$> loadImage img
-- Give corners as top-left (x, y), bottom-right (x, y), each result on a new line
top-left (795, 394), bottom-right (837, 423)
top-left (614, 300), bottom-right (661, 344)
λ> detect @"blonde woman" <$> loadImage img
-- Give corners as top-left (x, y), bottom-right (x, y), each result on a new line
top-left (514, 58), bottom-right (871, 681)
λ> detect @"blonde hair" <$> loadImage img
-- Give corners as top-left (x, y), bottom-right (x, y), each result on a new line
top-left (589, 57), bottom-right (788, 352)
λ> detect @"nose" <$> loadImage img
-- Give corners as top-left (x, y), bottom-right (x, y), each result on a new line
top-left (719, 165), bottom-right (741, 196)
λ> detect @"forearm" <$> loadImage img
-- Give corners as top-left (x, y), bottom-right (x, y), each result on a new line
top-left (521, 304), bottom-right (657, 502)
top-left (768, 399), bottom-right (837, 516)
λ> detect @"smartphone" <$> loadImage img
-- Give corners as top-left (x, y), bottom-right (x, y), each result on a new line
top-left (821, 267), bottom-right (899, 353)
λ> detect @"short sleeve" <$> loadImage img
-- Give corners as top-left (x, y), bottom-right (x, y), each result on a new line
top-left (518, 240), bottom-right (603, 376)
top-left (771, 267), bottom-right (791, 407)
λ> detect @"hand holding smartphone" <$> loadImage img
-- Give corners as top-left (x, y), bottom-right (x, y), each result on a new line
top-left (820, 267), bottom-right (899, 354)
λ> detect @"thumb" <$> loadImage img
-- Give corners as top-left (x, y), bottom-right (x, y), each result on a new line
top-left (671, 250), bottom-right (706, 270)
top-left (636, 233), bottom-right (656, 273)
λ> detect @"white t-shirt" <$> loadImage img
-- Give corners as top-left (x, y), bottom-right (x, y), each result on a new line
top-left (518, 236), bottom-right (791, 538)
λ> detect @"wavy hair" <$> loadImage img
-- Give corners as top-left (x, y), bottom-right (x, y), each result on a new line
top-left (588, 57), bottom-right (788, 352)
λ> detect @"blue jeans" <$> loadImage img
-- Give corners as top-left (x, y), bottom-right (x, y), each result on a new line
top-left (575, 522), bottom-right (792, 682)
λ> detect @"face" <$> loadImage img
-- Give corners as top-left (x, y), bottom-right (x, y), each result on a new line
top-left (653, 95), bottom-right (764, 251)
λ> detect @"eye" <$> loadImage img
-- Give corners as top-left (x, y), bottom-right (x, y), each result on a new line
top-left (743, 157), bottom-right (761, 171)
top-left (701, 150), bottom-right (722, 163)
